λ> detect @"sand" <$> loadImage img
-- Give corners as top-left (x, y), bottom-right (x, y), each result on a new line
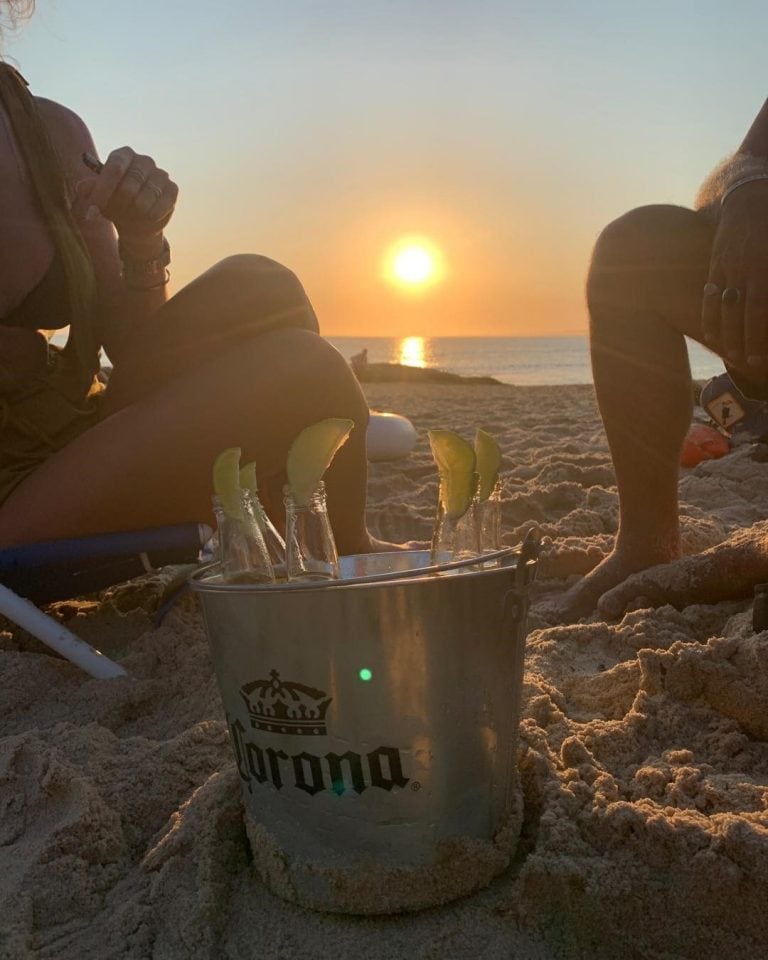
top-left (2, 381), bottom-right (768, 959)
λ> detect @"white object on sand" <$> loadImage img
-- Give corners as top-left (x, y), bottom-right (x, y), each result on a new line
top-left (0, 582), bottom-right (127, 680)
top-left (366, 411), bottom-right (417, 462)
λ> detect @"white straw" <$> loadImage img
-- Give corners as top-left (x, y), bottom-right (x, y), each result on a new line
top-left (0, 583), bottom-right (127, 679)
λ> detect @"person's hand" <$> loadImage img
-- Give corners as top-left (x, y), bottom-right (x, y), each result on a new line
top-left (0, 327), bottom-right (49, 396)
top-left (75, 147), bottom-right (178, 250)
top-left (702, 180), bottom-right (768, 375)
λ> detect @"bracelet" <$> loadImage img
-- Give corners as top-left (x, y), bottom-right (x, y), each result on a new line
top-left (695, 153), bottom-right (768, 213)
top-left (124, 269), bottom-right (170, 291)
top-left (118, 236), bottom-right (171, 290)
top-left (721, 174), bottom-right (768, 206)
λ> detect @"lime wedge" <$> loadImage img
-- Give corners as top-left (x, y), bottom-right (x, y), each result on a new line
top-left (286, 418), bottom-right (354, 506)
top-left (428, 429), bottom-right (477, 520)
top-left (238, 460), bottom-right (258, 497)
top-left (213, 446), bottom-right (243, 519)
top-left (475, 428), bottom-right (502, 501)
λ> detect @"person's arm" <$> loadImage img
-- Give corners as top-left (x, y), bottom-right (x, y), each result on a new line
top-left (696, 97), bottom-right (768, 370)
top-left (38, 99), bottom-right (177, 364)
top-left (695, 100), bottom-right (768, 211)
top-left (739, 98), bottom-right (768, 157)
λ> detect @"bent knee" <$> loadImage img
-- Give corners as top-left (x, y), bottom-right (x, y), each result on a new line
top-left (203, 254), bottom-right (317, 332)
top-left (592, 205), bottom-right (709, 270)
top-left (210, 253), bottom-right (302, 288)
top-left (253, 328), bottom-right (370, 428)
top-left (587, 204), bottom-right (713, 309)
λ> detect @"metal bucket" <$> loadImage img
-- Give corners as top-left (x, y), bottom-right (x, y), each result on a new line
top-left (190, 542), bottom-right (538, 914)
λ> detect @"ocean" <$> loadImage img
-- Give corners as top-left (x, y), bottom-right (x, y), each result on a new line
top-left (328, 335), bottom-right (726, 387)
top-left (53, 330), bottom-right (726, 387)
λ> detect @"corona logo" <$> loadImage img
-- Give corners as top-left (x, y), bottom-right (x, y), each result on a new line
top-left (232, 670), bottom-right (411, 797)
top-left (240, 669), bottom-right (332, 736)
top-left (229, 718), bottom-right (410, 797)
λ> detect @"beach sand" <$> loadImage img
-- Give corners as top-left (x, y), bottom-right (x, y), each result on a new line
top-left (2, 382), bottom-right (768, 959)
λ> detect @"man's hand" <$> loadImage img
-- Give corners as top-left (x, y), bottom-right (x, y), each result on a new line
top-left (702, 180), bottom-right (768, 374)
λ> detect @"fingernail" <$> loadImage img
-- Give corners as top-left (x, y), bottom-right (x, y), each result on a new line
top-left (85, 205), bottom-right (99, 221)
top-left (747, 355), bottom-right (764, 367)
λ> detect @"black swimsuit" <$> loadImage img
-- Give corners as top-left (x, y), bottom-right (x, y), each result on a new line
top-left (1, 253), bottom-right (69, 330)
top-left (0, 253), bottom-right (104, 503)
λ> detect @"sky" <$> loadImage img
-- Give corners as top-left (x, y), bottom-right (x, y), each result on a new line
top-left (5, 0), bottom-right (768, 337)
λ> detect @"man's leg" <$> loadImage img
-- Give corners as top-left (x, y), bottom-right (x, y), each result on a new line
top-left (557, 205), bottom-right (716, 619)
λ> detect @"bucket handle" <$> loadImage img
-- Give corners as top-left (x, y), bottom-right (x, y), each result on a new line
top-left (191, 542), bottom-right (538, 593)
top-left (515, 526), bottom-right (541, 588)
top-left (348, 545), bottom-right (518, 585)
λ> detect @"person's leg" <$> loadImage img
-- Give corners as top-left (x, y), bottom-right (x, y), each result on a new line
top-left (0, 327), bottom-right (375, 554)
top-left (596, 522), bottom-right (768, 619)
top-left (557, 205), bottom-right (717, 619)
top-left (103, 254), bottom-right (320, 411)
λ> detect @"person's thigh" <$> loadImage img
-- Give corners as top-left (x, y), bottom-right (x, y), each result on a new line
top-left (0, 328), bottom-right (367, 547)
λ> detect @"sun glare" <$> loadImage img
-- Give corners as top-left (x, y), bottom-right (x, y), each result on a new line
top-left (384, 237), bottom-right (444, 291)
top-left (398, 336), bottom-right (427, 368)
top-left (394, 247), bottom-right (432, 284)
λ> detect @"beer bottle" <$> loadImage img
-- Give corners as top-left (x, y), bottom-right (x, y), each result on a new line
top-left (244, 489), bottom-right (286, 576)
top-left (477, 478), bottom-right (503, 554)
top-left (430, 472), bottom-right (481, 564)
top-left (284, 480), bottom-right (340, 581)
top-left (213, 491), bottom-right (275, 585)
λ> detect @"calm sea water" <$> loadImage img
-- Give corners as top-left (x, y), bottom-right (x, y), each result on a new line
top-left (328, 335), bottom-right (726, 387)
top-left (53, 330), bottom-right (725, 387)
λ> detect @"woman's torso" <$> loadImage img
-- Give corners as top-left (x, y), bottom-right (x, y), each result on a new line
top-left (0, 97), bottom-right (64, 326)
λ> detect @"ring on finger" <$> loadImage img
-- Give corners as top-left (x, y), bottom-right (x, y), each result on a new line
top-left (722, 287), bottom-right (742, 306)
top-left (125, 166), bottom-right (147, 185)
top-left (151, 203), bottom-right (174, 224)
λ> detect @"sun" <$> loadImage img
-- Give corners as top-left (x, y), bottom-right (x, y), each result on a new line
top-left (384, 237), bottom-right (444, 291)
top-left (394, 246), bottom-right (433, 284)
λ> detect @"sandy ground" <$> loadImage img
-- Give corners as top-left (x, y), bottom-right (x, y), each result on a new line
top-left (2, 381), bottom-right (768, 959)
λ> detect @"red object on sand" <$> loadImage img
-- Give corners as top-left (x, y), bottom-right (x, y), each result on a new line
top-left (680, 423), bottom-right (730, 468)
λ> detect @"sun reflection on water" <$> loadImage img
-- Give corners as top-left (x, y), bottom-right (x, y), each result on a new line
top-left (397, 336), bottom-right (427, 369)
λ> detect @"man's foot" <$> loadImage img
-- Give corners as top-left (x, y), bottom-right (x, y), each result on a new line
top-left (549, 543), bottom-right (680, 623)
top-left (596, 523), bottom-right (768, 620)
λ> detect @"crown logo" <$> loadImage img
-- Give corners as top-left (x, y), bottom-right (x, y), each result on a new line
top-left (239, 669), bottom-right (333, 736)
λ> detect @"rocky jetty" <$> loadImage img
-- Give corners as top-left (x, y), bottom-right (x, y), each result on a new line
top-left (353, 361), bottom-right (502, 386)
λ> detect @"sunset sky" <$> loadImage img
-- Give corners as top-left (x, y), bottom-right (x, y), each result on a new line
top-left (7, 0), bottom-right (768, 336)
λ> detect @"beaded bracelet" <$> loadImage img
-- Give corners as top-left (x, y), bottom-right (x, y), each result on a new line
top-left (119, 236), bottom-right (171, 290)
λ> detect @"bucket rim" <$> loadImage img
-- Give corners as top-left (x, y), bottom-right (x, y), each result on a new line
top-left (189, 545), bottom-right (533, 595)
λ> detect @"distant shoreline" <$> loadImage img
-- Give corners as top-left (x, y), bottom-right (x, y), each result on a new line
top-left (330, 335), bottom-right (725, 387)
top-left (353, 361), bottom-right (502, 386)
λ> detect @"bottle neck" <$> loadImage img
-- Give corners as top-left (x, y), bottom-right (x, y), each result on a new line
top-left (212, 490), bottom-right (254, 522)
top-left (480, 478), bottom-right (503, 503)
top-left (211, 492), bottom-right (275, 583)
top-left (283, 480), bottom-right (328, 513)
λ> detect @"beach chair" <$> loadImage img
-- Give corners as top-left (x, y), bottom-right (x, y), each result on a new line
top-left (700, 372), bottom-right (768, 443)
top-left (0, 523), bottom-right (210, 679)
